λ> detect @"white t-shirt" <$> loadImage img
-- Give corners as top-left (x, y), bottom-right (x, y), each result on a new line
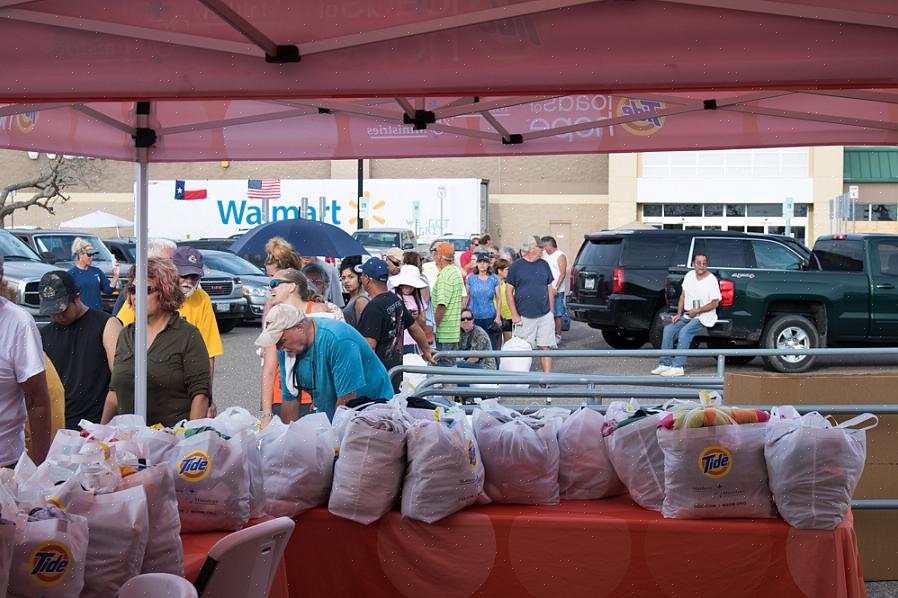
top-left (681, 270), bottom-right (722, 328)
top-left (0, 297), bottom-right (45, 465)
top-left (542, 250), bottom-right (568, 293)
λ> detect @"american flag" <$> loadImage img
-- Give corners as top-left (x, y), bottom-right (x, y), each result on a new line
top-left (247, 179), bottom-right (281, 200)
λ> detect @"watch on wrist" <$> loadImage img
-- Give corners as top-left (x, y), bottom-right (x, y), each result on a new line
top-left (260, 411), bottom-right (274, 418)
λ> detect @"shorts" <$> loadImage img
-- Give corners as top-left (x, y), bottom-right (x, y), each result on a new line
top-left (553, 292), bottom-right (566, 317)
top-left (435, 341), bottom-right (458, 367)
top-left (501, 318), bottom-right (513, 332)
top-left (515, 312), bottom-right (557, 348)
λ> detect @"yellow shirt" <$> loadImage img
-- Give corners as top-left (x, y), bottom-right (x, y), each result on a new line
top-left (117, 287), bottom-right (224, 358)
top-left (498, 282), bottom-right (513, 320)
top-left (26, 352), bottom-right (65, 456)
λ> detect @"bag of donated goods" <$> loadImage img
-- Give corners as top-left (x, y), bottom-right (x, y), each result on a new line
top-left (329, 409), bottom-right (408, 524)
top-left (604, 402), bottom-right (667, 511)
top-left (558, 407), bottom-right (625, 500)
top-left (402, 410), bottom-right (486, 523)
top-left (169, 428), bottom-right (251, 532)
top-left (473, 400), bottom-right (564, 505)
top-left (117, 464), bottom-right (184, 575)
top-left (765, 411), bottom-right (876, 529)
top-left (260, 414), bottom-right (337, 517)
top-left (48, 480), bottom-right (149, 598)
top-left (8, 505), bottom-right (88, 598)
top-left (0, 517), bottom-right (13, 596)
top-left (657, 406), bottom-right (775, 519)
top-left (401, 353), bottom-right (428, 395)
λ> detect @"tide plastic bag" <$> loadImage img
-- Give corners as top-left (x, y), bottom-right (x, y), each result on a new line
top-left (558, 408), bottom-right (625, 500)
top-left (473, 401), bottom-right (563, 505)
top-left (117, 465), bottom-right (183, 575)
top-left (401, 414), bottom-right (485, 523)
top-left (329, 410), bottom-right (407, 525)
top-left (658, 422), bottom-right (776, 519)
top-left (169, 429), bottom-right (251, 532)
top-left (8, 508), bottom-right (89, 598)
top-left (605, 411), bottom-right (667, 511)
top-left (765, 412), bottom-right (875, 529)
top-left (49, 481), bottom-right (149, 598)
top-left (260, 414), bottom-right (337, 517)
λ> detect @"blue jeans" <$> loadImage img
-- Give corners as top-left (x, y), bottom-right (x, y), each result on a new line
top-left (659, 317), bottom-right (706, 368)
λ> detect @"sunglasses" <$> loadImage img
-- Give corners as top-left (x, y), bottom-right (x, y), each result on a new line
top-left (386, 257), bottom-right (401, 266)
top-left (269, 279), bottom-right (293, 289)
top-left (127, 285), bottom-right (158, 295)
top-left (460, 316), bottom-right (474, 322)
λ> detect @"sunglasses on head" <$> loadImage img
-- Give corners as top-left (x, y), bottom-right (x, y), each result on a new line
top-left (269, 279), bottom-right (293, 289)
top-left (127, 285), bottom-right (157, 295)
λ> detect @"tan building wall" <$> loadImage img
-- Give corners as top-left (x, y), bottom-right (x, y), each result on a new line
top-left (607, 153), bottom-right (639, 228)
top-left (810, 146), bottom-right (845, 240)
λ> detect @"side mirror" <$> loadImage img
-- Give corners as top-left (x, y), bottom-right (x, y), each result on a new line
top-left (403, 242), bottom-right (414, 250)
top-left (41, 251), bottom-right (57, 264)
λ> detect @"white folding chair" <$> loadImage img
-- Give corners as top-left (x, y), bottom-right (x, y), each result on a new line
top-left (194, 516), bottom-right (295, 598)
top-left (119, 573), bottom-right (199, 598)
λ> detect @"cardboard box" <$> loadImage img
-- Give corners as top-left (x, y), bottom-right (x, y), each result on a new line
top-left (725, 373), bottom-right (898, 581)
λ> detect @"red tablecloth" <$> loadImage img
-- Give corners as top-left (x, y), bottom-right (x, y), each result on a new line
top-left (283, 497), bottom-right (865, 598)
top-left (182, 519), bottom-right (290, 598)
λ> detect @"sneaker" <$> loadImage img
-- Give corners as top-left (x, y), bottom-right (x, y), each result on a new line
top-left (555, 335), bottom-right (562, 345)
top-left (650, 365), bottom-right (671, 375)
top-left (660, 367), bottom-right (685, 377)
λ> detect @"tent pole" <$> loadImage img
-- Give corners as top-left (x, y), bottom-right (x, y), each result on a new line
top-left (134, 103), bottom-right (151, 422)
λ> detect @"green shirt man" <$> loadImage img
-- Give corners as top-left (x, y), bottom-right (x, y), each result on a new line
top-left (432, 243), bottom-right (464, 346)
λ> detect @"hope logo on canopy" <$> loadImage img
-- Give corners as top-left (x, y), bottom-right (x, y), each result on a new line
top-left (30, 542), bottom-right (71, 587)
top-left (614, 98), bottom-right (665, 136)
top-left (698, 445), bottom-right (733, 478)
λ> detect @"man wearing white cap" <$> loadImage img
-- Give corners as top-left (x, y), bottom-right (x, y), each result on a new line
top-left (255, 303), bottom-right (393, 421)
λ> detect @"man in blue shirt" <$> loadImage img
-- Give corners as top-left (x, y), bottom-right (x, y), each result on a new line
top-left (67, 238), bottom-right (119, 312)
top-left (506, 235), bottom-right (555, 373)
top-left (255, 303), bottom-right (394, 421)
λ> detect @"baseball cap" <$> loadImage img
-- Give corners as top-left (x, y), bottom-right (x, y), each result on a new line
top-left (38, 271), bottom-right (79, 315)
top-left (172, 247), bottom-right (204, 277)
top-left (354, 257), bottom-right (390, 282)
top-left (255, 303), bottom-right (305, 348)
top-left (476, 253), bottom-right (491, 263)
top-left (384, 247), bottom-right (404, 263)
top-left (434, 242), bottom-right (454, 260)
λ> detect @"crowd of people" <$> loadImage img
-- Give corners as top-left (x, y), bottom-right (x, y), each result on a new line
top-left (0, 230), bottom-right (581, 465)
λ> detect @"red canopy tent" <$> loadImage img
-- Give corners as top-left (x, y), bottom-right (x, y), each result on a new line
top-left (2, 0), bottom-right (896, 415)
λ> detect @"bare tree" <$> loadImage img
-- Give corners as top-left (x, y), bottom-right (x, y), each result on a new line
top-left (0, 155), bottom-right (103, 228)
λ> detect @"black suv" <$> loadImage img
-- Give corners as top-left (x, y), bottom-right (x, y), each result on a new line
top-left (566, 229), bottom-right (812, 349)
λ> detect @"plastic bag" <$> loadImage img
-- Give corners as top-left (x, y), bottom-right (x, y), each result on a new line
top-left (259, 414), bottom-right (337, 517)
top-left (658, 422), bottom-right (776, 519)
top-left (329, 410), bottom-right (407, 525)
top-left (473, 401), bottom-right (563, 505)
top-left (498, 335), bottom-right (532, 387)
top-left (605, 411), bottom-right (666, 511)
top-left (401, 413), bottom-right (485, 523)
top-left (117, 465), bottom-right (183, 575)
top-left (400, 353), bottom-right (428, 395)
top-left (0, 518), bottom-right (14, 596)
top-left (765, 412), bottom-right (876, 529)
top-left (50, 481), bottom-right (149, 598)
top-left (558, 408), bottom-right (625, 500)
top-left (169, 429), bottom-right (251, 532)
top-left (8, 508), bottom-right (89, 598)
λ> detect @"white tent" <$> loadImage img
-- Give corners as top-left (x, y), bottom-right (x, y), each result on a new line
top-left (60, 210), bottom-right (134, 235)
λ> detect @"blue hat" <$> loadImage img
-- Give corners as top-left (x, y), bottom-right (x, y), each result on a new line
top-left (354, 257), bottom-right (390, 282)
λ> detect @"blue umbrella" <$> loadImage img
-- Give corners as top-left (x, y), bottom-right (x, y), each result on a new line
top-left (229, 219), bottom-right (368, 259)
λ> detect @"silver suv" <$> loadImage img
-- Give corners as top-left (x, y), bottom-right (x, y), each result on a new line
top-left (0, 230), bottom-right (58, 321)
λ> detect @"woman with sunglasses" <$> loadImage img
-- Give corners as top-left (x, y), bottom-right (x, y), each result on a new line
top-left (68, 237), bottom-right (119, 312)
top-left (103, 258), bottom-right (210, 427)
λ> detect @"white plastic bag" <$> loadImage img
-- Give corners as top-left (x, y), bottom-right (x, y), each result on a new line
top-left (473, 401), bottom-right (562, 505)
top-left (8, 510), bottom-right (89, 598)
top-left (400, 353), bottom-right (428, 395)
top-left (765, 412), bottom-right (876, 529)
top-left (605, 412), bottom-right (666, 511)
top-left (170, 430), bottom-right (251, 532)
top-left (260, 414), bottom-right (337, 517)
top-left (0, 518), bottom-right (14, 596)
top-left (117, 465), bottom-right (183, 575)
top-left (401, 414), bottom-right (485, 523)
top-left (329, 410), bottom-right (407, 524)
top-left (498, 335), bottom-right (532, 387)
top-left (658, 423), bottom-right (776, 519)
top-left (50, 481), bottom-right (150, 598)
top-left (558, 408), bottom-right (625, 500)
top-left (128, 427), bottom-right (180, 467)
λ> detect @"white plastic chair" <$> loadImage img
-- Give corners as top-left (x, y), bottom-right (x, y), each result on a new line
top-left (194, 516), bottom-right (295, 598)
top-left (119, 573), bottom-right (199, 598)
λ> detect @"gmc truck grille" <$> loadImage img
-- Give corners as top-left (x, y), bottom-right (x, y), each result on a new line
top-left (23, 282), bottom-right (40, 307)
top-left (200, 279), bottom-right (233, 296)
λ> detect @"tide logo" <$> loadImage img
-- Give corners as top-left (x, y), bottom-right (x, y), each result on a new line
top-left (178, 450), bottom-right (212, 482)
top-left (699, 446), bottom-right (733, 478)
top-left (15, 111), bottom-right (38, 134)
top-left (30, 542), bottom-right (71, 587)
top-left (614, 98), bottom-right (665, 136)
top-left (466, 439), bottom-right (478, 468)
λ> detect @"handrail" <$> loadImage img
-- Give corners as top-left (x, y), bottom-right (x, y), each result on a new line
top-left (433, 346), bottom-right (898, 358)
top-left (414, 374), bottom-right (722, 392)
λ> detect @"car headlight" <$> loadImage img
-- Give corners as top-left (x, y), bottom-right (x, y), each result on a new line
top-left (243, 285), bottom-right (269, 297)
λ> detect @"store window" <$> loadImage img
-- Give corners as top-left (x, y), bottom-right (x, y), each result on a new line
top-left (663, 204), bottom-right (702, 217)
top-left (643, 204), bottom-right (662, 217)
top-left (703, 204), bottom-right (723, 217)
top-left (726, 204), bottom-right (746, 217)
top-left (746, 204), bottom-right (781, 218)
top-left (871, 204), bottom-right (897, 222)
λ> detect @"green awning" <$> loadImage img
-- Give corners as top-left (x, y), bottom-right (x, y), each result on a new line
top-left (844, 147), bottom-right (898, 183)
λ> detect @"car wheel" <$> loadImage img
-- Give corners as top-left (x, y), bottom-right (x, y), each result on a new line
top-left (649, 309), bottom-right (666, 349)
top-left (761, 314), bottom-right (820, 373)
top-left (601, 329), bottom-right (649, 350)
top-left (217, 318), bottom-right (238, 334)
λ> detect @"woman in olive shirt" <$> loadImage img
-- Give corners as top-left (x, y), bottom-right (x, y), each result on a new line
top-left (103, 258), bottom-right (210, 427)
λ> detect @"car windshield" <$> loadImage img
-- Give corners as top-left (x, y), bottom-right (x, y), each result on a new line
top-left (34, 234), bottom-right (115, 262)
top-left (352, 231), bottom-right (401, 248)
top-left (203, 253), bottom-right (265, 276)
top-left (440, 238), bottom-right (470, 252)
top-left (0, 232), bottom-right (42, 261)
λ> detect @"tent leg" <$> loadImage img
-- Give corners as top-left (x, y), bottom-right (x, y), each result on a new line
top-left (134, 104), bottom-right (151, 422)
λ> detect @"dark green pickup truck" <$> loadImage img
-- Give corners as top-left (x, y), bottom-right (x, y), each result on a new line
top-left (665, 234), bottom-right (898, 373)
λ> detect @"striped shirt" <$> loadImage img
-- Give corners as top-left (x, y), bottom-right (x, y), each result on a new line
top-left (432, 265), bottom-right (464, 343)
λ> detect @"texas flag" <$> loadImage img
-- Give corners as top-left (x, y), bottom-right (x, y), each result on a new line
top-left (174, 180), bottom-right (207, 200)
